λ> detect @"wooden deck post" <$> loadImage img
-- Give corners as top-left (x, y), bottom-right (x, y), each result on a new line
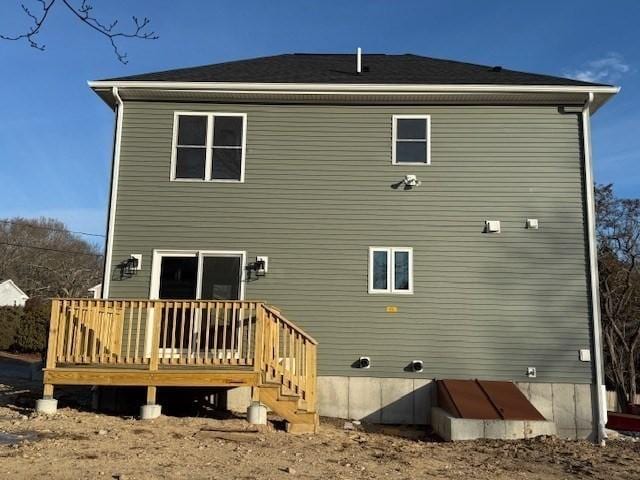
top-left (45, 299), bottom-right (61, 371)
top-left (253, 304), bottom-right (266, 375)
top-left (43, 383), bottom-right (54, 399)
top-left (146, 386), bottom-right (157, 405)
top-left (43, 299), bottom-right (61, 400)
top-left (306, 344), bottom-right (317, 411)
top-left (147, 301), bottom-right (163, 405)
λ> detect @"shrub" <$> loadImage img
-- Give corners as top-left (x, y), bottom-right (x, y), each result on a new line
top-left (13, 298), bottom-right (51, 354)
top-left (0, 306), bottom-right (22, 350)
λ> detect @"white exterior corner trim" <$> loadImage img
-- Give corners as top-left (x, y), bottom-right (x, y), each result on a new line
top-left (101, 86), bottom-right (124, 298)
top-left (582, 92), bottom-right (606, 444)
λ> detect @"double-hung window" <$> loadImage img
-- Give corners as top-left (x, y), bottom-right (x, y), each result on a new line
top-left (392, 115), bottom-right (431, 165)
top-left (172, 112), bottom-right (247, 182)
top-left (368, 247), bottom-right (413, 294)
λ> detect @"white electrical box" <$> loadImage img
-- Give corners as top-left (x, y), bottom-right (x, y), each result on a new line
top-left (579, 349), bottom-right (591, 362)
top-left (130, 254), bottom-right (142, 270)
top-left (526, 367), bottom-right (537, 378)
top-left (485, 220), bottom-right (501, 233)
top-left (526, 218), bottom-right (539, 229)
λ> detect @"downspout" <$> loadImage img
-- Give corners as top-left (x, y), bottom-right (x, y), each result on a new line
top-left (581, 92), bottom-right (606, 444)
top-left (101, 86), bottom-right (124, 299)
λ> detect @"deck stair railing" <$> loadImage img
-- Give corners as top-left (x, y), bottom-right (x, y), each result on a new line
top-left (256, 305), bottom-right (317, 407)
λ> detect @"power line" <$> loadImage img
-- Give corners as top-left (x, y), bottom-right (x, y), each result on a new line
top-left (0, 219), bottom-right (105, 238)
top-left (0, 241), bottom-right (103, 257)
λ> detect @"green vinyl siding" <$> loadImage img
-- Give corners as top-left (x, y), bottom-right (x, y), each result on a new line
top-left (108, 102), bottom-right (593, 384)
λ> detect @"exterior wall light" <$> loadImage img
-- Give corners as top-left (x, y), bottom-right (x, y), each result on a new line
top-left (118, 255), bottom-right (141, 279)
top-left (246, 257), bottom-right (268, 280)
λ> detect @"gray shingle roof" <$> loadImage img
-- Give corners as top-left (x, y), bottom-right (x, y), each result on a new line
top-left (104, 53), bottom-right (607, 87)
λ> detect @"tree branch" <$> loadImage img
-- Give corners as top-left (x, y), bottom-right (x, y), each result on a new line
top-left (0, 0), bottom-right (55, 50)
top-left (60, 0), bottom-right (158, 64)
top-left (0, 0), bottom-right (158, 63)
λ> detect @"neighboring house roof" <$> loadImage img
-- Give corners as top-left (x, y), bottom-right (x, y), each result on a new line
top-left (101, 53), bottom-right (608, 87)
top-left (0, 279), bottom-right (29, 299)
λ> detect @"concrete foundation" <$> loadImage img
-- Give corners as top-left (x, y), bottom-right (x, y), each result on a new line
top-left (225, 386), bottom-right (252, 413)
top-left (140, 404), bottom-right (162, 420)
top-left (517, 382), bottom-right (595, 440)
top-left (35, 398), bottom-right (58, 415)
top-left (431, 407), bottom-right (557, 441)
top-left (317, 376), bottom-right (435, 425)
top-left (316, 376), bottom-right (595, 439)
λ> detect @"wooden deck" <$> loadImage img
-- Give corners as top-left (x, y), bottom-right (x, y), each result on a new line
top-left (43, 299), bottom-right (318, 432)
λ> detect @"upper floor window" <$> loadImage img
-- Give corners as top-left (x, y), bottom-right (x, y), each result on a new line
top-left (392, 115), bottom-right (431, 165)
top-left (171, 112), bottom-right (247, 182)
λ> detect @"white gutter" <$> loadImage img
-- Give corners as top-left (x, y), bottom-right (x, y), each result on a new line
top-left (582, 91), bottom-right (606, 444)
top-left (87, 80), bottom-right (620, 95)
top-left (101, 86), bottom-right (124, 299)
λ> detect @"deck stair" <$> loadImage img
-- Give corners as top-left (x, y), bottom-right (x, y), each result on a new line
top-left (41, 299), bottom-right (318, 433)
top-left (254, 305), bottom-right (318, 432)
top-left (257, 380), bottom-right (318, 433)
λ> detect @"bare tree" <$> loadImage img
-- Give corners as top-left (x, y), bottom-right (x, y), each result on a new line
top-left (596, 184), bottom-right (640, 409)
top-left (0, 0), bottom-right (158, 63)
top-left (0, 217), bottom-right (103, 298)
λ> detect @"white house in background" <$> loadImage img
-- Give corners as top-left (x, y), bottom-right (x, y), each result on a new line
top-left (88, 284), bottom-right (102, 299)
top-left (0, 279), bottom-right (29, 307)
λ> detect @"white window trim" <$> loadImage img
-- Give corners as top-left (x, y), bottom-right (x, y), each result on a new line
top-left (170, 112), bottom-right (247, 183)
top-left (368, 247), bottom-right (413, 294)
top-left (391, 114), bottom-right (431, 165)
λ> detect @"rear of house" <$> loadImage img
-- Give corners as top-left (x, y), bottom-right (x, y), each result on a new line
top-left (41, 53), bottom-right (618, 439)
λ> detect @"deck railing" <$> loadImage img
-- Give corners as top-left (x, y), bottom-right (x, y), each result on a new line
top-left (257, 305), bottom-right (318, 406)
top-left (46, 299), bottom-right (317, 406)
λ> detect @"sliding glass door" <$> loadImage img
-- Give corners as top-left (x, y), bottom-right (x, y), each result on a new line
top-left (151, 251), bottom-right (245, 359)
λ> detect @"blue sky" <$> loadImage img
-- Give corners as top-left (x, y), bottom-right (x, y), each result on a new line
top-left (1, 0), bottom-right (638, 248)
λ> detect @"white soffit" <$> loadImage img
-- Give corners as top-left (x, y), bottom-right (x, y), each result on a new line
top-left (91, 83), bottom-right (618, 113)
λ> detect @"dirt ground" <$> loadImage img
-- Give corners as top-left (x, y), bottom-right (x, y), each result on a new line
top-left (1, 376), bottom-right (639, 480)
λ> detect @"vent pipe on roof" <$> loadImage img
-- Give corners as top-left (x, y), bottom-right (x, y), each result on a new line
top-left (357, 47), bottom-right (362, 74)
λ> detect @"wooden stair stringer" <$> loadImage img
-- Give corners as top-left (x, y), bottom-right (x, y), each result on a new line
top-left (257, 384), bottom-right (318, 433)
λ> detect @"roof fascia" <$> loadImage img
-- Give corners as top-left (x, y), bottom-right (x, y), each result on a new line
top-left (89, 80), bottom-right (619, 95)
